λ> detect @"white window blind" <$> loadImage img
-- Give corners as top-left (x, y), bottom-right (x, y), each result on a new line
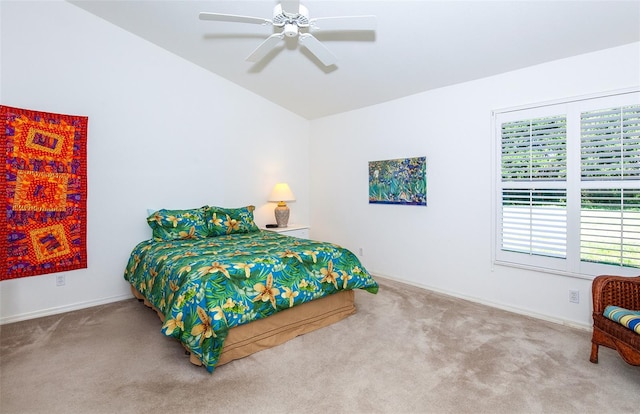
top-left (581, 189), bottom-right (640, 268)
top-left (501, 189), bottom-right (567, 258)
top-left (580, 105), bottom-right (640, 268)
top-left (494, 90), bottom-right (640, 277)
top-left (581, 106), bottom-right (640, 180)
top-left (500, 115), bottom-right (567, 259)
top-left (501, 116), bottom-right (567, 181)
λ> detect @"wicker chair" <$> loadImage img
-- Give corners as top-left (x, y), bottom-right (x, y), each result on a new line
top-left (590, 274), bottom-right (640, 366)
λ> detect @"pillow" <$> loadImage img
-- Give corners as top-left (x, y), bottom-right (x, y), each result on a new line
top-left (603, 305), bottom-right (640, 335)
top-left (147, 206), bottom-right (210, 241)
top-left (206, 205), bottom-right (259, 237)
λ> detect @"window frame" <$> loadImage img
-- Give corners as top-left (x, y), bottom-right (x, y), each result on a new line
top-left (491, 88), bottom-right (640, 279)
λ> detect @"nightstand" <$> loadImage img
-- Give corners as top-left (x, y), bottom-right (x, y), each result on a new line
top-left (263, 224), bottom-right (309, 239)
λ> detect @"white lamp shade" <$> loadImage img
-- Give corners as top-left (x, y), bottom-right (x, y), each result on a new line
top-left (268, 183), bottom-right (296, 202)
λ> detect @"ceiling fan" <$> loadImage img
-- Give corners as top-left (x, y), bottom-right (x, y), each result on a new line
top-left (199, 0), bottom-right (376, 66)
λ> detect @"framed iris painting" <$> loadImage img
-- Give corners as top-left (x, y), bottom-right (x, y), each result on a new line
top-left (368, 156), bottom-right (427, 206)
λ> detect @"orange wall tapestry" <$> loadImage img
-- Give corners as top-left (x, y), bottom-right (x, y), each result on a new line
top-left (1, 105), bottom-right (88, 280)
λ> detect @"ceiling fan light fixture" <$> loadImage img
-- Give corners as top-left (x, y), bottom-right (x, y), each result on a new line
top-left (283, 23), bottom-right (299, 37)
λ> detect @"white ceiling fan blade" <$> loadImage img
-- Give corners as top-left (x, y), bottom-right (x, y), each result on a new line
top-left (246, 33), bottom-right (285, 62)
top-left (199, 12), bottom-right (271, 26)
top-left (299, 33), bottom-right (337, 66)
top-left (310, 16), bottom-right (377, 32)
top-left (280, 0), bottom-right (301, 15)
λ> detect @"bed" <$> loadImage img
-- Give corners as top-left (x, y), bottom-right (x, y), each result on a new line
top-left (124, 205), bottom-right (378, 372)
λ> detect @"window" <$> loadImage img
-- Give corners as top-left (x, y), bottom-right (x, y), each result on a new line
top-left (493, 90), bottom-right (640, 278)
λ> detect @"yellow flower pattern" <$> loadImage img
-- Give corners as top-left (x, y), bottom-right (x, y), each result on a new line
top-left (341, 271), bottom-right (352, 289)
top-left (303, 250), bottom-right (318, 263)
top-left (281, 249), bottom-right (302, 262)
top-left (163, 312), bottom-right (184, 334)
top-left (224, 215), bottom-right (240, 234)
top-left (211, 212), bottom-right (222, 228)
top-left (253, 273), bottom-right (281, 309)
top-left (178, 226), bottom-right (197, 240)
top-left (199, 261), bottom-right (231, 278)
top-left (233, 262), bottom-right (255, 278)
top-left (151, 212), bottom-right (163, 225)
top-left (167, 215), bottom-right (180, 227)
top-left (281, 287), bottom-right (299, 307)
top-left (191, 306), bottom-right (215, 344)
top-left (320, 260), bottom-right (339, 289)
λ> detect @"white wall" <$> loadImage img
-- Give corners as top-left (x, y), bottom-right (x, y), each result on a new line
top-left (0, 1), bottom-right (310, 323)
top-left (2, 2), bottom-right (638, 330)
top-left (309, 42), bottom-right (640, 329)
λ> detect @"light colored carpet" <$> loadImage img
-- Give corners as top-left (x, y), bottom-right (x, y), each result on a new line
top-left (1, 277), bottom-right (639, 414)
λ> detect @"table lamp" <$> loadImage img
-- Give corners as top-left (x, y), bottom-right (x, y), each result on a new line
top-left (268, 183), bottom-right (295, 227)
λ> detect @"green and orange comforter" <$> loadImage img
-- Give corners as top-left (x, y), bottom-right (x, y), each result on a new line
top-left (124, 230), bottom-right (378, 372)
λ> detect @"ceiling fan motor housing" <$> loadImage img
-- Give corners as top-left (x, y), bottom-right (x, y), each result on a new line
top-left (273, 3), bottom-right (309, 37)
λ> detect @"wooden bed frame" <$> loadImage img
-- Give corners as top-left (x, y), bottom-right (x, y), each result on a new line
top-left (131, 285), bottom-right (356, 368)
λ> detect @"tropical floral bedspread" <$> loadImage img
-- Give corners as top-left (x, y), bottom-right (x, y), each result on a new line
top-left (124, 230), bottom-right (378, 372)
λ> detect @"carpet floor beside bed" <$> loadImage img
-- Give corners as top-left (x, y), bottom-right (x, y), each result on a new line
top-left (1, 277), bottom-right (639, 414)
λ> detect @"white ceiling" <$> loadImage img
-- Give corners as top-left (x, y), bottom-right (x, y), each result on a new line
top-left (68, 0), bottom-right (640, 120)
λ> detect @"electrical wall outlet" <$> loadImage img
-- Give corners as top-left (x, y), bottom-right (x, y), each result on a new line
top-left (358, 247), bottom-right (364, 256)
top-left (56, 274), bottom-right (65, 287)
top-left (569, 289), bottom-right (579, 304)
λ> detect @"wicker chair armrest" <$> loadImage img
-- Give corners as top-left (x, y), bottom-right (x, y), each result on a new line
top-left (592, 275), bottom-right (640, 314)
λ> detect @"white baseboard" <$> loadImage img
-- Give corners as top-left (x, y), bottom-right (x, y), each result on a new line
top-left (371, 271), bottom-right (592, 332)
top-left (2, 273), bottom-right (592, 332)
top-left (0, 293), bottom-right (133, 325)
